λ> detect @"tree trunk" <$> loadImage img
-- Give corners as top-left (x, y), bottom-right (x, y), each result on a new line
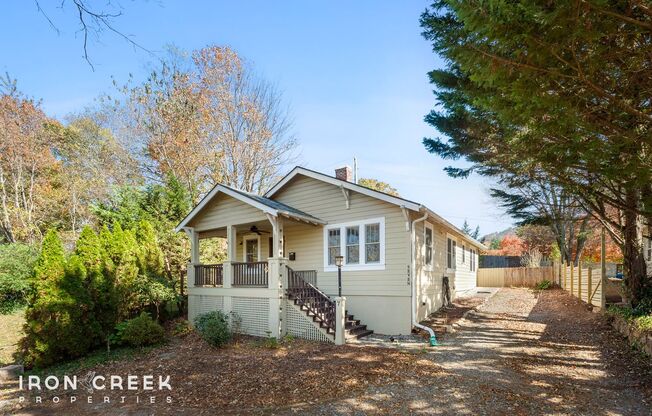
top-left (623, 188), bottom-right (649, 307)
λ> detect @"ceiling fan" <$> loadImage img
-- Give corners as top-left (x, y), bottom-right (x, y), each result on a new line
top-left (249, 225), bottom-right (270, 235)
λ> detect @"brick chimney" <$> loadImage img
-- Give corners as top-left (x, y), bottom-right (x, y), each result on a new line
top-left (335, 166), bottom-right (353, 182)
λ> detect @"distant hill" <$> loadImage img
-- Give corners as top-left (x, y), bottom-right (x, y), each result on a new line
top-left (480, 227), bottom-right (516, 244)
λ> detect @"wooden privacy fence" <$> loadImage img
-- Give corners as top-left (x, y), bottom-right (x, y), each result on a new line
top-left (559, 262), bottom-right (604, 308)
top-left (477, 266), bottom-right (555, 287)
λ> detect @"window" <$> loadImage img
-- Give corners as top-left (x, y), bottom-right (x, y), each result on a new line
top-left (327, 229), bottom-right (341, 265)
top-left (424, 223), bottom-right (434, 267)
top-left (365, 223), bottom-right (380, 263)
top-left (647, 238), bottom-right (652, 262)
top-left (462, 244), bottom-right (466, 263)
top-left (470, 249), bottom-right (476, 272)
top-left (324, 217), bottom-right (385, 270)
top-left (447, 237), bottom-right (456, 270)
top-left (346, 226), bottom-right (360, 264)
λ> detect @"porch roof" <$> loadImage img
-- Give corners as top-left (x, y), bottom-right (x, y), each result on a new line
top-left (175, 183), bottom-right (325, 232)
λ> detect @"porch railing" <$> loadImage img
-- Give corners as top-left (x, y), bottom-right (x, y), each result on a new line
top-left (286, 266), bottom-right (335, 333)
top-left (233, 261), bottom-right (269, 287)
top-left (194, 264), bottom-right (223, 286)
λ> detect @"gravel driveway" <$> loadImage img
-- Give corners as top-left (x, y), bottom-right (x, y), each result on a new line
top-left (291, 288), bottom-right (652, 415)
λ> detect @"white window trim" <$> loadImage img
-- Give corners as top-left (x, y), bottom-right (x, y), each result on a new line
top-left (242, 234), bottom-right (261, 262)
top-left (646, 237), bottom-right (652, 261)
top-left (462, 244), bottom-right (466, 264)
top-left (424, 222), bottom-right (434, 271)
top-left (446, 234), bottom-right (457, 272)
top-left (323, 217), bottom-right (385, 271)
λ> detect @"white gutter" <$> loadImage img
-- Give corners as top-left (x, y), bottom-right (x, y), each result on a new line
top-left (410, 209), bottom-right (438, 347)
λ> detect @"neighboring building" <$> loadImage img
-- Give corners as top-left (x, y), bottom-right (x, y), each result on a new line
top-left (176, 166), bottom-right (486, 343)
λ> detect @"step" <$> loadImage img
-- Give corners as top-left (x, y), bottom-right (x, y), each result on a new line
top-left (346, 328), bottom-right (374, 340)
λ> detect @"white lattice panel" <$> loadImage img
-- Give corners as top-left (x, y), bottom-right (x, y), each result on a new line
top-left (189, 295), bottom-right (225, 323)
top-left (285, 300), bottom-right (333, 343)
top-left (232, 297), bottom-right (270, 337)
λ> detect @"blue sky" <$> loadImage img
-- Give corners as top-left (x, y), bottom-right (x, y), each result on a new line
top-left (1, 1), bottom-right (512, 235)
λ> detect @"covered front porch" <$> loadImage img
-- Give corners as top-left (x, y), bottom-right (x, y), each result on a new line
top-left (176, 183), bottom-right (352, 343)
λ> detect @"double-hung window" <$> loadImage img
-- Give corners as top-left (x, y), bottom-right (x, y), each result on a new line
top-left (462, 244), bottom-right (466, 264)
top-left (424, 223), bottom-right (434, 268)
top-left (447, 236), bottom-right (457, 270)
top-left (324, 217), bottom-right (385, 270)
top-left (327, 229), bottom-right (341, 266)
top-left (470, 248), bottom-right (476, 271)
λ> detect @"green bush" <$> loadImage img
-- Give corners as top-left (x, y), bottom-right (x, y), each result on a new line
top-left (0, 243), bottom-right (37, 313)
top-left (635, 315), bottom-right (652, 332)
top-left (194, 311), bottom-right (232, 347)
top-left (535, 280), bottom-right (552, 290)
top-left (115, 313), bottom-right (165, 347)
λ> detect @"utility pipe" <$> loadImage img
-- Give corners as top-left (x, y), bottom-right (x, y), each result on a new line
top-left (410, 209), bottom-right (438, 347)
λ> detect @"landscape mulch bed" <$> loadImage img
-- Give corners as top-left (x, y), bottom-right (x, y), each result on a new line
top-left (6, 333), bottom-right (441, 415)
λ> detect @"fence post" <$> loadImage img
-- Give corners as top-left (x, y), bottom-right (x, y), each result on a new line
top-left (570, 262), bottom-right (574, 296)
top-left (587, 267), bottom-right (593, 306)
top-left (578, 261), bottom-right (582, 301)
top-left (563, 262), bottom-right (567, 289)
top-left (601, 228), bottom-right (607, 309)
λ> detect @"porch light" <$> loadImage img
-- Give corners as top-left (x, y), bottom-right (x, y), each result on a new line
top-left (335, 255), bottom-right (344, 297)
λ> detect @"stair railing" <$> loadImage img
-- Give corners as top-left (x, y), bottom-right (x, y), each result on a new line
top-left (286, 266), bottom-right (336, 333)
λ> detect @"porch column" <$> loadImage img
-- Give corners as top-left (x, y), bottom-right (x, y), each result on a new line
top-left (184, 227), bottom-right (200, 288)
top-left (266, 213), bottom-right (285, 258)
top-left (224, 225), bottom-right (237, 288)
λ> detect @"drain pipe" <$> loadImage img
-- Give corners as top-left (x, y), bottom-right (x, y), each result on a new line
top-left (410, 209), bottom-right (438, 347)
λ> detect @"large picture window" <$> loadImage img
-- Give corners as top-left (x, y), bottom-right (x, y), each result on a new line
top-left (324, 217), bottom-right (385, 270)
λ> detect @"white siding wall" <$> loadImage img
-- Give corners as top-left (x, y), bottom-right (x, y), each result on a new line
top-left (274, 175), bottom-right (412, 334)
top-left (455, 241), bottom-right (477, 292)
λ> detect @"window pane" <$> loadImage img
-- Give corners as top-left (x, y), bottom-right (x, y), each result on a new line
top-left (347, 244), bottom-right (359, 264)
top-left (346, 226), bottom-right (359, 245)
top-left (328, 246), bottom-right (340, 265)
top-left (328, 229), bottom-right (341, 265)
top-left (366, 242), bottom-right (380, 263)
top-left (366, 223), bottom-right (380, 243)
top-left (328, 229), bottom-right (340, 247)
top-left (425, 228), bottom-right (432, 246)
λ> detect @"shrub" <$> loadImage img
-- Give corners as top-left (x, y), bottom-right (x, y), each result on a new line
top-left (535, 280), bottom-right (552, 290)
top-left (194, 311), bottom-right (232, 347)
top-left (635, 315), bottom-right (652, 332)
top-left (0, 243), bottom-right (37, 313)
top-left (115, 313), bottom-right (165, 347)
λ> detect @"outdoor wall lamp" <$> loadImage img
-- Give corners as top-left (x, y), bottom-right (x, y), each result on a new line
top-left (335, 255), bottom-right (344, 296)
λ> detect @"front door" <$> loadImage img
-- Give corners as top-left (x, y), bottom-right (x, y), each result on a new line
top-left (245, 238), bottom-right (259, 263)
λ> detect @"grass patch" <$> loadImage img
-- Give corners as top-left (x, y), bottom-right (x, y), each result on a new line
top-left (28, 344), bottom-right (159, 377)
top-left (607, 305), bottom-right (652, 332)
top-left (0, 308), bottom-right (25, 366)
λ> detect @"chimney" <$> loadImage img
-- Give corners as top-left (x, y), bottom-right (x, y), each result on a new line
top-left (335, 166), bottom-right (353, 182)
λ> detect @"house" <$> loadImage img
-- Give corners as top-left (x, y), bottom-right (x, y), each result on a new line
top-left (176, 166), bottom-right (486, 344)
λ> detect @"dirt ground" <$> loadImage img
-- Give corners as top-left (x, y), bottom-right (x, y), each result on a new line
top-left (3, 288), bottom-right (651, 415)
top-left (301, 288), bottom-right (652, 415)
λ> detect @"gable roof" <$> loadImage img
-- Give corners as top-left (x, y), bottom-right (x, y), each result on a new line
top-left (265, 166), bottom-right (422, 211)
top-left (264, 166), bottom-right (486, 249)
top-left (174, 183), bottom-right (325, 232)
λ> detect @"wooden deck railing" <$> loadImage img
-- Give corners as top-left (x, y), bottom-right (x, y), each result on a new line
top-left (232, 261), bottom-right (269, 287)
top-left (194, 264), bottom-right (223, 286)
top-left (291, 270), bottom-right (317, 287)
top-left (286, 266), bottom-right (335, 333)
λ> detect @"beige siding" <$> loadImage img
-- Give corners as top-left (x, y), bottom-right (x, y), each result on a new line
top-left (413, 216), bottom-right (481, 322)
top-left (189, 192), bottom-right (267, 231)
top-left (274, 175), bottom-right (412, 334)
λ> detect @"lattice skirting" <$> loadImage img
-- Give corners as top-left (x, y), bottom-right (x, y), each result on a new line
top-left (285, 300), bottom-right (334, 343)
top-left (189, 294), bottom-right (224, 323)
top-left (232, 296), bottom-right (270, 337)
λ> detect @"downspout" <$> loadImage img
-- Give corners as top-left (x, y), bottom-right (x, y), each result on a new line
top-left (410, 209), bottom-right (438, 347)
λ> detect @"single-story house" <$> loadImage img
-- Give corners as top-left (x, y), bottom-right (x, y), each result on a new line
top-left (176, 166), bottom-right (486, 344)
